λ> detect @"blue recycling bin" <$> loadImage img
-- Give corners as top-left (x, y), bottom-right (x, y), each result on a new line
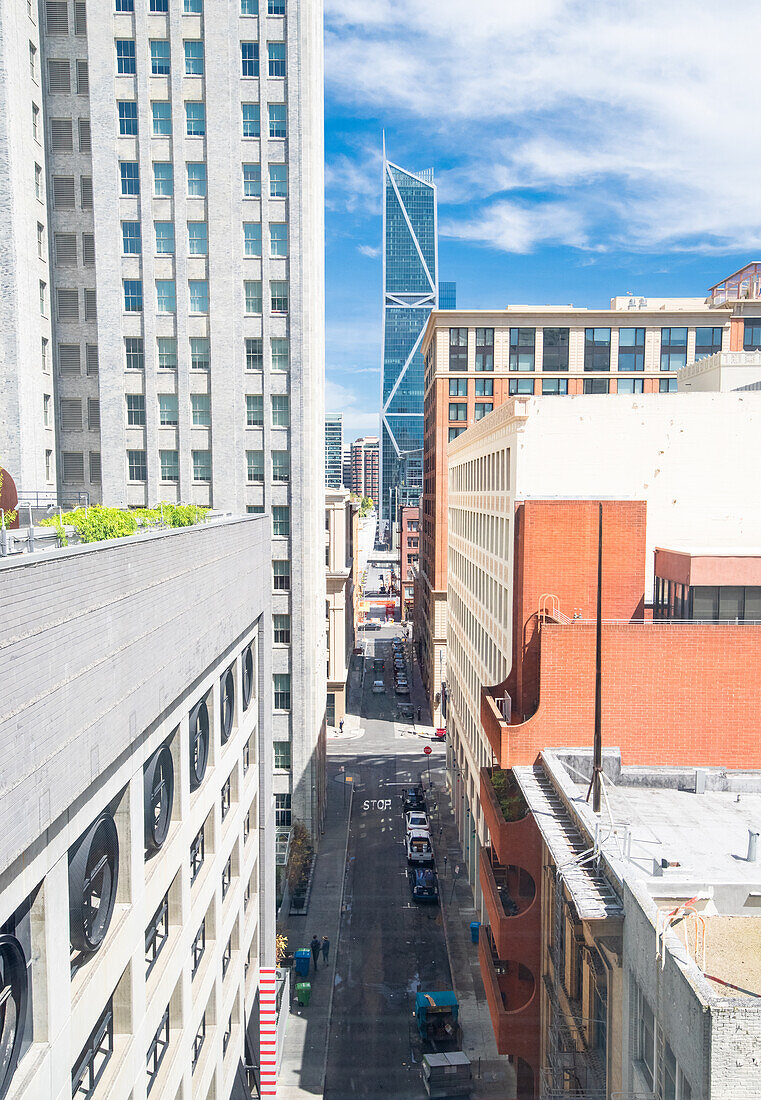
top-left (294, 948), bottom-right (311, 977)
top-left (470, 921), bottom-right (481, 945)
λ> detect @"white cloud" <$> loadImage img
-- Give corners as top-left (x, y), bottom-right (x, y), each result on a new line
top-left (325, 378), bottom-right (380, 440)
top-left (325, 0), bottom-right (761, 254)
top-left (358, 243), bottom-right (381, 258)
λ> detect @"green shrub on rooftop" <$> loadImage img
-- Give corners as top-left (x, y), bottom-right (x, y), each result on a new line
top-left (40, 502), bottom-right (208, 544)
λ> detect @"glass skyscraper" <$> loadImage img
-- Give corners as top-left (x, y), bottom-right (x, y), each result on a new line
top-left (380, 151), bottom-right (454, 522)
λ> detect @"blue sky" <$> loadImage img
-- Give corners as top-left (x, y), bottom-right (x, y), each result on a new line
top-left (323, 0), bottom-right (761, 442)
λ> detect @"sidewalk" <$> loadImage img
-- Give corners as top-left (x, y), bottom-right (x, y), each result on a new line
top-left (276, 763), bottom-right (351, 1099)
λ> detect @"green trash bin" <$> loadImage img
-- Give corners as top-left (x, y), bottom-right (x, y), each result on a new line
top-left (296, 982), bottom-right (312, 1007)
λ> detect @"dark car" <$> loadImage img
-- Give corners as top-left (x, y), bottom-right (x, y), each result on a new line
top-left (402, 785), bottom-right (426, 812)
top-left (408, 867), bottom-right (439, 902)
top-left (364, 621), bottom-right (382, 631)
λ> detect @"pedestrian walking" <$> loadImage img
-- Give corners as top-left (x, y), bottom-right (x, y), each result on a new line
top-left (417, 707), bottom-right (422, 722)
top-left (321, 936), bottom-right (330, 964)
top-left (310, 935), bottom-right (321, 970)
top-left (339, 718), bottom-right (344, 734)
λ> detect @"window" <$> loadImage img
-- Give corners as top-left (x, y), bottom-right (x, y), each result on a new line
top-left (156, 279), bottom-right (176, 312)
top-left (39, 280), bottom-right (46, 315)
top-left (184, 40), bottom-right (204, 75)
top-left (272, 394), bottom-right (289, 426)
top-left (185, 102), bottom-right (205, 136)
top-left (50, 117), bottom-right (73, 152)
top-left (272, 451), bottom-right (289, 481)
top-left (274, 613), bottom-right (290, 644)
top-left (660, 327), bottom-right (687, 371)
top-left (74, 1), bottom-right (86, 34)
top-left (191, 921), bottom-right (205, 977)
top-left (274, 741), bottom-right (291, 769)
top-left (160, 450), bottom-right (179, 481)
top-left (474, 402), bottom-right (493, 421)
top-left (695, 326), bottom-right (722, 359)
top-left (43, 394), bottom-right (53, 427)
top-left (449, 327), bottom-right (468, 371)
top-left (241, 42), bottom-right (259, 76)
top-left (448, 403), bottom-right (466, 421)
top-left (79, 119), bottom-right (91, 152)
top-left (269, 164), bottom-right (287, 197)
top-left (189, 280), bottom-right (209, 313)
top-left (54, 232), bottom-right (76, 265)
top-left (273, 506), bottom-right (289, 536)
top-left (123, 279), bottom-right (143, 311)
top-left (158, 394), bottom-right (179, 425)
top-left (84, 289), bottom-right (97, 321)
top-left (62, 451), bottom-right (84, 482)
top-left (246, 394), bottom-right (264, 425)
top-left (583, 378), bottom-right (609, 394)
top-left (42, 338), bottom-right (50, 373)
top-left (116, 0), bottom-right (134, 8)
top-left (242, 103), bottom-right (260, 137)
top-left (223, 938), bottom-right (232, 979)
top-left (270, 223), bottom-right (287, 256)
top-left (154, 221), bottom-right (175, 253)
top-left (247, 450), bottom-right (264, 482)
top-left (77, 59), bottom-right (89, 94)
top-left (449, 378), bottom-right (467, 397)
top-left (151, 101), bottom-right (172, 136)
top-left (86, 344), bottom-right (99, 376)
top-left (475, 327), bottom-right (493, 371)
top-left (275, 792), bottom-right (291, 827)
top-left (262, 340), bottom-right (285, 377)
top-left (243, 163), bottom-right (261, 197)
top-left (636, 986), bottom-right (655, 1089)
top-left (126, 394), bottom-right (146, 426)
top-left (193, 449), bottom-right (211, 481)
top-left (618, 327), bottom-right (645, 371)
top-left (542, 327), bottom-right (569, 370)
top-left (181, 341), bottom-right (206, 376)
top-left (273, 560), bottom-right (290, 590)
top-left (118, 101), bottom-right (138, 135)
top-left (191, 394), bottom-right (210, 426)
top-left (541, 378), bottom-right (568, 395)
top-left (222, 854), bottom-right (232, 896)
top-left (268, 42), bottom-right (286, 76)
top-left (474, 378), bottom-right (493, 397)
top-left (89, 452), bottom-right (101, 483)
top-left (82, 176), bottom-right (94, 209)
top-left (157, 337), bottom-right (177, 369)
top-left (150, 39), bottom-right (170, 76)
top-left (47, 58), bottom-right (70, 93)
top-left (128, 449), bottom-right (147, 480)
top-left (509, 378), bottom-right (534, 395)
top-left (245, 280), bottom-right (262, 313)
top-left (29, 41), bottom-right (37, 80)
top-left (153, 162), bottom-right (173, 196)
top-left (510, 327), bottom-right (535, 370)
top-left (35, 163), bottom-right (43, 199)
top-left (188, 221), bottom-right (208, 254)
top-left (187, 162), bottom-right (206, 196)
top-left (31, 102), bottom-right (40, 141)
top-left (146, 1007), bottom-right (170, 1094)
top-left (659, 377), bottom-right (677, 393)
top-left (125, 337), bottom-right (144, 370)
top-left (71, 1001), bottom-right (113, 1099)
top-left (268, 103), bottom-right (286, 137)
top-left (116, 39), bottom-right (137, 75)
top-left (584, 328), bottom-right (611, 371)
top-left (190, 826), bottom-right (204, 882)
top-left (120, 161), bottom-right (140, 195)
top-left (246, 337), bottom-right (263, 369)
top-left (244, 222), bottom-right (262, 256)
top-left (617, 378), bottom-right (644, 394)
top-left (270, 280), bottom-right (288, 312)
top-left (184, 0), bottom-right (202, 10)
top-left (150, 0), bottom-right (169, 10)
top-left (45, 450), bottom-right (53, 480)
top-left (145, 893), bottom-right (169, 977)
top-left (742, 321), bottom-right (761, 351)
top-left (274, 673), bottom-right (291, 710)
top-left (241, 0), bottom-right (258, 12)
top-left (192, 1014), bottom-right (205, 1072)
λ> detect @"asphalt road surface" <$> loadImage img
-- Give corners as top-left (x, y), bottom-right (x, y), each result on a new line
top-left (324, 627), bottom-right (451, 1098)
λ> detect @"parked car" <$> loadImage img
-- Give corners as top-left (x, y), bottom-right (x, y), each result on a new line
top-left (408, 867), bottom-right (439, 902)
top-left (402, 786), bottom-right (426, 812)
top-left (399, 703), bottom-right (414, 720)
top-left (365, 621), bottom-right (382, 631)
top-left (395, 680), bottom-right (410, 695)
top-left (372, 680), bottom-right (385, 694)
top-left (407, 830), bottom-right (434, 865)
top-left (405, 810), bottom-right (430, 835)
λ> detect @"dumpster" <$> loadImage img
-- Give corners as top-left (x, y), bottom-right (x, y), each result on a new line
top-left (295, 982), bottom-right (312, 1007)
top-left (422, 1052), bottom-right (472, 1099)
top-left (294, 948), bottom-right (311, 977)
top-left (415, 991), bottom-right (461, 1050)
top-left (469, 921), bottom-right (480, 944)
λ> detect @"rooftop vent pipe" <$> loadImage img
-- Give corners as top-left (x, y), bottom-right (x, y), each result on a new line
top-left (748, 830), bottom-right (759, 863)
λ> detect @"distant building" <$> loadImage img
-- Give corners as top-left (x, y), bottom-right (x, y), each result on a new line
top-left (325, 413), bottom-right (343, 488)
top-left (350, 436), bottom-right (379, 506)
top-left (399, 505), bottom-right (419, 621)
top-left (417, 266), bottom-right (761, 726)
top-left (0, 512), bottom-right (278, 1100)
top-left (326, 489), bottom-right (358, 727)
top-left (342, 444), bottom-right (353, 491)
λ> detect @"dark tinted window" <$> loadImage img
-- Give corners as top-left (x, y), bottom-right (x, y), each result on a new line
top-left (542, 327), bottom-right (568, 370)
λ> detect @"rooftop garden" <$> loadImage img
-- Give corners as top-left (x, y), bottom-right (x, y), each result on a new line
top-left (490, 768), bottom-right (528, 822)
top-left (39, 503), bottom-right (209, 546)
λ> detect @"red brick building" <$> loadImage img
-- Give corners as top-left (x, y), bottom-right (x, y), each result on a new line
top-left (349, 436), bottom-right (379, 506)
top-left (399, 505), bottom-right (419, 621)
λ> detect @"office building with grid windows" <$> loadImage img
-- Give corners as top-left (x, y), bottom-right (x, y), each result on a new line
top-left (415, 267), bottom-right (761, 727)
top-left (0, 0), bottom-right (326, 839)
top-left (324, 411), bottom-right (342, 488)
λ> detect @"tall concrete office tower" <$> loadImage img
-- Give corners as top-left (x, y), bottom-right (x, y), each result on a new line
top-left (0, 0), bottom-right (326, 836)
top-left (380, 146), bottom-right (453, 522)
top-left (325, 411), bottom-right (342, 487)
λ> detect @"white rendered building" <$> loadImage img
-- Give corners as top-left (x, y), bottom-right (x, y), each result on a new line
top-left (0, 0), bottom-right (326, 836)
